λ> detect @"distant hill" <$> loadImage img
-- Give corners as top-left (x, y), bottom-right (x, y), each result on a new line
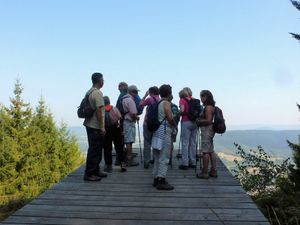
top-left (69, 126), bottom-right (299, 169)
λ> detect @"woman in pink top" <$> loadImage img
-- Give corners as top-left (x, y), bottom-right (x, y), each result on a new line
top-left (178, 87), bottom-right (198, 170)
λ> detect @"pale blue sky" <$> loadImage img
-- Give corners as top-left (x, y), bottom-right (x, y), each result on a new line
top-left (0, 0), bottom-right (299, 129)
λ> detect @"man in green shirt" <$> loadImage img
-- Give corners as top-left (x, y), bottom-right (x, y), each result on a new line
top-left (83, 73), bottom-right (107, 181)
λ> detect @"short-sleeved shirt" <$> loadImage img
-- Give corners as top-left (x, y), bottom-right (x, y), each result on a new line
top-left (179, 97), bottom-right (191, 122)
top-left (122, 94), bottom-right (137, 121)
top-left (141, 95), bottom-right (160, 125)
top-left (83, 87), bottom-right (105, 129)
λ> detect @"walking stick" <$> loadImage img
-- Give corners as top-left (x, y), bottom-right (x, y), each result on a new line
top-left (198, 128), bottom-right (202, 172)
top-left (176, 124), bottom-right (182, 160)
top-left (137, 120), bottom-right (143, 163)
top-left (195, 128), bottom-right (199, 173)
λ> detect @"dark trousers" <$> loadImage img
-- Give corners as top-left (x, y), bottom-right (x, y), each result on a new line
top-left (104, 125), bottom-right (126, 165)
top-left (85, 126), bottom-right (104, 176)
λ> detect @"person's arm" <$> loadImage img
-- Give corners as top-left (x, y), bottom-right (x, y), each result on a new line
top-left (196, 105), bottom-right (214, 126)
top-left (128, 98), bottom-right (138, 121)
top-left (179, 98), bottom-right (186, 115)
top-left (164, 101), bottom-right (177, 127)
top-left (139, 91), bottom-right (149, 107)
top-left (96, 106), bottom-right (105, 134)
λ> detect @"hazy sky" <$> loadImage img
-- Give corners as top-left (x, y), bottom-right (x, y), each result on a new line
top-left (0, 1), bottom-right (299, 129)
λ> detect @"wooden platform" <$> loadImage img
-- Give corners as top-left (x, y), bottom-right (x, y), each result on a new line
top-left (2, 153), bottom-right (269, 225)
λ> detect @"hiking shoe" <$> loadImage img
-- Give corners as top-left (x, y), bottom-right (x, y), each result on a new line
top-left (156, 178), bottom-right (174, 191)
top-left (96, 170), bottom-right (108, 178)
top-left (83, 174), bottom-right (101, 181)
top-left (120, 162), bottom-right (127, 172)
top-left (104, 165), bottom-right (113, 173)
top-left (209, 170), bottom-right (218, 178)
top-left (196, 172), bottom-right (209, 179)
top-left (152, 177), bottom-right (159, 187)
top-left (178, 165), bottom-right (189, 170)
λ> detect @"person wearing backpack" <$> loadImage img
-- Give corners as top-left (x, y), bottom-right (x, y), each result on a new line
top-left (151, 84), bottom-right (177, 190)
top-left (83, 73), bottom-right (107, 181)
top-left (103, 96), bottom-right (127, 173)
top-left (196, 90), bottom-right (217, 179)
top-left (139, 86), bottom-right (160, 169)
top-left (178, 88), bottom-right (198, 170)
top-left (122, 85), bottom-right (140, 166)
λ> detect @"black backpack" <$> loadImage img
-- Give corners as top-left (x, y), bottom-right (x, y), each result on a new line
top-left (183, 98), bottom-right (202, 121)
top-left (77, 89), bottom-right (96, 119)
top-left (146, 100), bottom-right (165, 132)
top-left (116, 95), bottom-right (130, 117)
top-left (213, 106), bottom-right (226, 134)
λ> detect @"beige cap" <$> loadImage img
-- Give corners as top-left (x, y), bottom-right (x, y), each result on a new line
top-left (128, 85), bottom-right (140, 92)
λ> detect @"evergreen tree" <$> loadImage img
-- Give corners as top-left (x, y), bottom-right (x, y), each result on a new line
top-left (1, 80), bottom-right (84, 213)
top-left (290, 0), bottom-right (300, 41)
top-left (286, 104), bottom-right (300, 192)
top-left (0, 80), bottom-right (34, 201)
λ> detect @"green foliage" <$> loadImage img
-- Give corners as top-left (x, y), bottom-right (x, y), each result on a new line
top-left (0, 80), bottom-right (84, 219)
top-left (286, 104), bottom-right (300, 193)
top-left (233, 104), bottom-right (300, 224)
top-left (290, 0), bottom-right (300, 41)
top-left (233, 143), bottom-right (289, 195)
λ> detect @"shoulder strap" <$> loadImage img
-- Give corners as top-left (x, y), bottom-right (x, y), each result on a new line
top-left (86, 88), bottom-right (97, 97)
top-left (152, 96), bottom-right (158, 103)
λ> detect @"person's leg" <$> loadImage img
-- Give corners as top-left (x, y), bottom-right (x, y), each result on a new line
top-left (179, 121), bottom-right (190, 169)
top-left (124, 120), bottom-right (138, 166)
top-left (103, 129), bottom-right (113, 171)
top-left (197, 126), bottom-right (210, 179)
top-left (143, 124), bottom-right (152, 168)
top-left (85, 127), bottom-right (104, 179)
top-left (156, 129), bottom-right (174, 190)
top-left (113, 126), bottom-right (127, 171)
top-left (188, 123), bottom-right (198, 167)
top-left (209, 152), bottom-right (218, 177)
top-left (152, 148), bottom-right (159, 186)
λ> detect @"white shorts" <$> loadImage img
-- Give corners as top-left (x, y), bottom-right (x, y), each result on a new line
top-left (123, 120), bottom-right (136, 144)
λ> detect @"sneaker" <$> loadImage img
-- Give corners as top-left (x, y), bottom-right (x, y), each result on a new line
top-left (104, 165), bottom-right (113, 173)
top-left (178, 165), bottom-right (189, 170)
top-left (152, 177), bottom-right (159, 187)
top-left (83, 174), bottom-right (101, 181)
top-left (96, 170), bottom-right (108, 178)
top-left (120, 162), bottom-right (127, 172)
top-left (156, 178), bottom-right (174, 191)
top-left (196, 172), bottom-right (209, 179)
top-left (209, 170), bottom-right (218, 178)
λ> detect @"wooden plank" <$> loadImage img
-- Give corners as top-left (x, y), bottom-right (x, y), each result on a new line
top-left (1, 154), bottom-right (269, 225)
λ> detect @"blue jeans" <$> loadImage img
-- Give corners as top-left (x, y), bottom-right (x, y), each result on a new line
top-left (85, 126), bottom-right (104, 176)
top-left (180, 120), bottom-right (198, 166)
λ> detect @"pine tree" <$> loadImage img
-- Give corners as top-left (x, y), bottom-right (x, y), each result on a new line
top-left (0, 79), bottom-right (33, 202)
top-left (290, 0), bottom-right (300, 41)
top-left (1, 80), bottom-right (84, 209)
top-left (286, 104), bottom-right (300, 192)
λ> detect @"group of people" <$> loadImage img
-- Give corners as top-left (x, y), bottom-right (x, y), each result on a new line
top-left (82, 72), bottom-right (218, 191)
